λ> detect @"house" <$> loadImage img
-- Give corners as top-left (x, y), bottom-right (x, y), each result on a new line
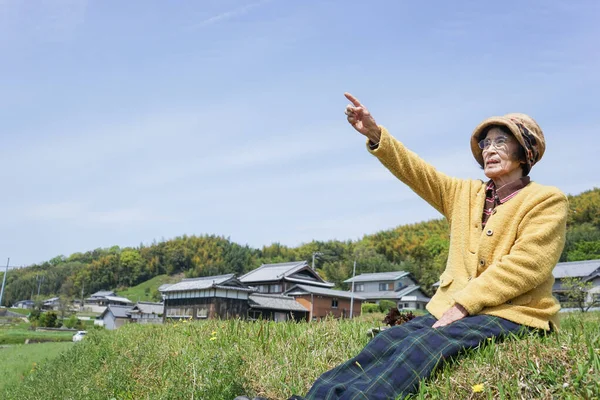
top-left (42, 297), bottom-right (61, 311)
top-left (86, 290), bottom-right (116, 304)
top-left (12, 300), bottom-right (35, 309)
top-left (239, 261), bottom-right (335, 295)
top-left (159, 274), bottom-right (254, 321)
top-left (552, 259), bottom-right (600, 308)
top-left (284, 284), bottom-right (365, 320)
top-left (99, 304), bottom-right (134, 330)
top-left (344, 271), bottom-right (430, 311)
top-left (248, 293), bottom-right (309, 322)
top-left (127, 301), bottom-right (164, 324)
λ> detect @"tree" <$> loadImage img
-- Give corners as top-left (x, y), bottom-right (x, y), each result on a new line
top-left (561, 277), bottom-right (600, 312)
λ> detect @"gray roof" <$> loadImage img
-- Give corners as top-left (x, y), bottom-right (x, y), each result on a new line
top-left (240, 261), bottom-right (334, 287)
top-left (285, 284), bottom-right (365, 301)
top-left (249, 294), bottom-right (308, 312)
top-left (344, 271), bottom-right (410, 283)
top-left (129, 302), bottom-right (163, 315)
top-left (104, 296), bottom-right (132, 303)
top-left (357, 285), bottom-right (426, 301)
top-left (91, 291), bottom-right (116, 297)
top-left (157, 283), bottom-right (173, 292)
top-left (102, 304), bottom-right (134, 319)
top-left (160, 274), bottom-right (253, 293)
top-left (553, 259), bottom-right (600, 279)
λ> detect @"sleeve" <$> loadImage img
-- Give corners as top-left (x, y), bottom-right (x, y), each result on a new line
top-left (451, 190), bottom-right (568, 315)
top-left (368, 126), bottom-right (463, 219)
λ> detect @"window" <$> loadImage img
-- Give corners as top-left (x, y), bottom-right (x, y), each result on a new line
top-left (270, 284), bottom-right (282, 293)
top-left (258, 285), bottom-right (269, 293)
top-left (355, 284), bottom-right (364, 292)
top-left (379, 283), bottom-right (392, 291)
top-left (332, 298), bottom-right (339, 309)
top-left (404, 303), bottom-right (409, 308)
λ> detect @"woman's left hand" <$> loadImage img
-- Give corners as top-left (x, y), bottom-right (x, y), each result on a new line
top-left (432, 304), bottom-right (469, 328)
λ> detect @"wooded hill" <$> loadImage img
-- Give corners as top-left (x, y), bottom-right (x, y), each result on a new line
top-left (2, 188), bottom-right (599, 306)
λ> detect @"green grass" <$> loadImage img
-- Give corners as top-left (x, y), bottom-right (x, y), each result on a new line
top-left (0, 342), bottom-right (73, 391)
top-left (0, 322), bottom-right (75, 345)
top-left (115, 274), bottom-right (179, 302)
top-left (2, 312), bottom-right (598, 399)
top-left (4, 308), bottom-right (33, 316)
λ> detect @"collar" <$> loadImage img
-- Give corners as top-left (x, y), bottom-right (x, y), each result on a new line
top-left (486, 176), bottom-right (531, 204)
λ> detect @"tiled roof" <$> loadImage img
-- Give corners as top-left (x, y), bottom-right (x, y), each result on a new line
top-left (103, 304), bottom-right (134, 319)
top-left (240, 261), bottom-right (334, 287)
top-left (129, 302), bottom-right (163, 315)
top-left (160, 274), bottom-right (253, 293)
top-left (240, 261), bottom-right (308, 282)
top-left (285, 284), bottom-right (365, 300)
top-left (249, 294), bottom-right (308, 312)
top-left (91, 291), bottom-right (115, 297)
top-left (104, 296), bottom-right (132, 303)
top-left (344, 271), bottom-right (410, 283)
top-left (553, 259), bottom-right (600, 279)
top-left (356, 285), bottom-right (427, 301)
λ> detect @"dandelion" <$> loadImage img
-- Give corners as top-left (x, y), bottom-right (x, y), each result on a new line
top-left (472, 383), bottom-right (484, 393)
top-left (210, 336), bottom-right (217, 341)
top-left (211, 331), bottom-right (217, 335)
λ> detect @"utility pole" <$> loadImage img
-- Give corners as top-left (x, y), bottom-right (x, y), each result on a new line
top-left (0, 258), bottom-right (10, 307)
top-left (37, 275), bottom-right (44, 297)
top-left (349, 258), bottom-right (357, 319)
top-left (311, 252), bottom-right (323, 270)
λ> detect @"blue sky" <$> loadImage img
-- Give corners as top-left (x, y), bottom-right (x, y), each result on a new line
top-left (1, 0), bottom-right (598, 266)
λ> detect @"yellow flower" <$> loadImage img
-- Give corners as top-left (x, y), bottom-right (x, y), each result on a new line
top-left (209, 336), bottom-right (217, 341)
top-left (211, 331), bottom-right (217, 335)
top-left (472, 383), bottom-right (485, 393)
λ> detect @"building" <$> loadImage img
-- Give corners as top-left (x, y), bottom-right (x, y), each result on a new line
top-left (239, 261), bottom-right (335, 295)
top-left (248, 293), bottom-right (309, 321)
top-left (159, 274), bottom-right (254, 321)
top-left (99, 304), bottom-right (134, 330)
top-left (552, 259), bottom-right (600, 309)
top-left (127, 301), bottom-right (164, 324)
top-left (42, 297), bottom-right (61, 311)
top-left (12, 300), bottom-right (35, 309)
top-left (344, 271), bottom-right (430, 311)
top-left (284, 284), bottom-right (365, 320)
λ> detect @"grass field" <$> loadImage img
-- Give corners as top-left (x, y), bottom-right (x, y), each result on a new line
top-left (115, 274), bottom-right (180, 302)
top-left (2, 312), bottom-right (598, 399)
top-left (0, 342), bottom-right (73, 391)
top-left (0, 321), bottom-right (75, 345)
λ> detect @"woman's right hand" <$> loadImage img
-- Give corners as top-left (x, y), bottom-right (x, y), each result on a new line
top-left (344, 92), bottom-right (382, 144)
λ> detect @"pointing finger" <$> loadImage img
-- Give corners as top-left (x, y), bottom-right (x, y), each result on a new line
top-left (344, 92), bottom-right (364, 108)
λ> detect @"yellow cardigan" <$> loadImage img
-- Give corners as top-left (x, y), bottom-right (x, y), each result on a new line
top-left (369, 127), bottom-right (568, 330)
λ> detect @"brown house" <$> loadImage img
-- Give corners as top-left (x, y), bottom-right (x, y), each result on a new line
top-left (159, 274), bottom-right (254, 321)
top-left (284, 284), bottom-right (365, 320)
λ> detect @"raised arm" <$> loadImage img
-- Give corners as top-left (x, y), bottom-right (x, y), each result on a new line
top-left (344, 92), bottom-right (462, 218)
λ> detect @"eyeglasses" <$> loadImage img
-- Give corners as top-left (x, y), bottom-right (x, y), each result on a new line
top-left (478, 136), bottom-right (511, 151)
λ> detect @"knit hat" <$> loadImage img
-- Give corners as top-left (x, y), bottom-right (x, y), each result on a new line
top-left (471, 113), bottom-right (545, 172)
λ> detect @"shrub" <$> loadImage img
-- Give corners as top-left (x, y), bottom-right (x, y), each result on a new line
top-left (378, 300), bottom-right (397, 313)
top-left (362, 303), bottom-right (380, 314)
top-left (64, 315), bottom-right (78, 329)
top-left (44, 312), bottom-right (58, 328)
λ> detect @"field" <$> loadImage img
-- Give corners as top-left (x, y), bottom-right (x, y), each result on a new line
top-left (0, 342), bottom-right (73, 391)
top-left (0, 320), bottom-right (75, 345)
top-left (1, 312), bottom-right (598, 399)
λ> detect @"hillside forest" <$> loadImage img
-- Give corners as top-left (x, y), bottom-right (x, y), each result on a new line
top-left (1, 188), bottom-right (599, 306)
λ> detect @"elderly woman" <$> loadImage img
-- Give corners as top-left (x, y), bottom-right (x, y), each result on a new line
top-left (234, 94), bottom-right (567, 400)
top-left (294, 93), bottom-right (568, 400)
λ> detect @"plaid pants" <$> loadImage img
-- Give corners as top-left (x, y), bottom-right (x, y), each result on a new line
top-left (301, 313), bottom-right (526, 400)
